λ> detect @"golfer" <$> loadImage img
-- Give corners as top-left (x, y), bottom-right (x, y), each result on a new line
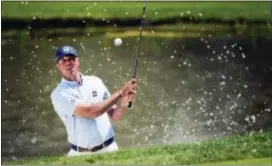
top-left (50, 46), bottom-right (137, 157)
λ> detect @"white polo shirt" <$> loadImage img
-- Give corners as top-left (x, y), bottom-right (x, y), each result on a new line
top-left (50, 74), bottom-right (115, 148)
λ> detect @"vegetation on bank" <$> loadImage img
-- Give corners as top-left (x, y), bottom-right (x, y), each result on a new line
top-left (4, 132), bottom-right (272, 165)
top-left (2, 1), bottom-right (272, 21)
top-left (2, 22), bottom-right (272, 39)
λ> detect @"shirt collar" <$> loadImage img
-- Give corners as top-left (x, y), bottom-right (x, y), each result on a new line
top-left (61, 73), bottom-right (83, 86)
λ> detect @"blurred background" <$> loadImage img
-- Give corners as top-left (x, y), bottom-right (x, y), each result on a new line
top-left (1, 1), bottom-right (272, 162)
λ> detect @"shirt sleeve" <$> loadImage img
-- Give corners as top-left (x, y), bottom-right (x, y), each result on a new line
top-left (96, 77), bottom-right (117, 109)
top-left (51, 88), bottom-right (84, 117)
top-left (95, 76), bottom-right (111, 97)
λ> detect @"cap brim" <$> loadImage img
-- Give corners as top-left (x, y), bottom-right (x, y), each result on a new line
top-left (56, 53), bottom-right (77, 62)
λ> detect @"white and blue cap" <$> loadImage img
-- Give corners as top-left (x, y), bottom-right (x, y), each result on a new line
top-left (56, 46), bottom-right (78, 62)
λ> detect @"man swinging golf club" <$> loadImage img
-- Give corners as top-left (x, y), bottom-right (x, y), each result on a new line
top-left (50, 45), bottom-right (137, 156)
top-left (51, 0), bottom-right (146, 157)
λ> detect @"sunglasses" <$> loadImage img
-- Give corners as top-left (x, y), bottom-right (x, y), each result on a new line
top-left (58, 55), bottom-right (77, 63)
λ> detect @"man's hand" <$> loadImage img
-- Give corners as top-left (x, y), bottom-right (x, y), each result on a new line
top-left (121, 78), bottom-right (137, 97)
top-left (120, 78), bottom-right (137, 107)
top-left (108, 78), bottom-right (137, 121)
top-left (120, 92), bottom-right (136, 108)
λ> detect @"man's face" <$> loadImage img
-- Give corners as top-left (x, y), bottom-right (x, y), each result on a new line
top-left (56, 55), bottom-right (80, 77)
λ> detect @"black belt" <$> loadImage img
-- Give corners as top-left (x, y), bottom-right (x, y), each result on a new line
top-left (71, 137), bottom-right (114, 152)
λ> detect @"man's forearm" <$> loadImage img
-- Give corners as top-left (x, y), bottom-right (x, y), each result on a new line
top-left (110, 105), bottom-right (127, 121)
top-left (89, 90), bottom-right (122, 117)
top-left (74, 90), bottom-right (123, 119)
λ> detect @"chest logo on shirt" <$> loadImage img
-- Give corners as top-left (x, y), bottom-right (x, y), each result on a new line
top-left (92, 90), bottom-right (98, 97)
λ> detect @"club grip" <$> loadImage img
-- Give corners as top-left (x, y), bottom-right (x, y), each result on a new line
top-left (128, 101), bottom-right (133, 108)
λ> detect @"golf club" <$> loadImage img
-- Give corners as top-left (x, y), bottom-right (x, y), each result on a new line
top-left (128, 0), bottom-right (147, 108)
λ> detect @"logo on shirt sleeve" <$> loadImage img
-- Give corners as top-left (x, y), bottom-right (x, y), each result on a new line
top-left (103, 91), bottom-right (108, 100)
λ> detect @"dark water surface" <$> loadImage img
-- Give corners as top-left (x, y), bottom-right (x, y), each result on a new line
top-left (2, 26), bottom-right (272, 161)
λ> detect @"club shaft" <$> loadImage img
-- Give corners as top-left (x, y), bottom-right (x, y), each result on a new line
top-left (128, 0), bottom-right (146, 108)
top-left (132, 0), bottom-right (146, 78)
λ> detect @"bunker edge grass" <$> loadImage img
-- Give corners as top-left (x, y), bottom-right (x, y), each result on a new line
top-left (4, 132), bottom-right (272, 165)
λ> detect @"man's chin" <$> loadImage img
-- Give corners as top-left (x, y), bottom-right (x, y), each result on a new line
top-left (69, 70), bottom-right (79, 76)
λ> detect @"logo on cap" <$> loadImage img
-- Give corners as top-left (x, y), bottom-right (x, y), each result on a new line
top-left (56, 45), bottom-right (78, 62)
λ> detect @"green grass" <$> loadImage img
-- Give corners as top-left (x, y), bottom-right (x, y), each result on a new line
top-left (3, 132), bottom-right (272, 165)
top-left (204, 157), bottom-right (272, 164)
top-left (2, 1), bottom-right (272, 21)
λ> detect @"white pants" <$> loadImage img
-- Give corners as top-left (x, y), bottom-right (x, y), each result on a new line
top-left (67, 141), bottom-right (119, 157)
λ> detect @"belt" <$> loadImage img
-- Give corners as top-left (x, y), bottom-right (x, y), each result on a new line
top-left (71, 137), bottom-right (114, 152)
